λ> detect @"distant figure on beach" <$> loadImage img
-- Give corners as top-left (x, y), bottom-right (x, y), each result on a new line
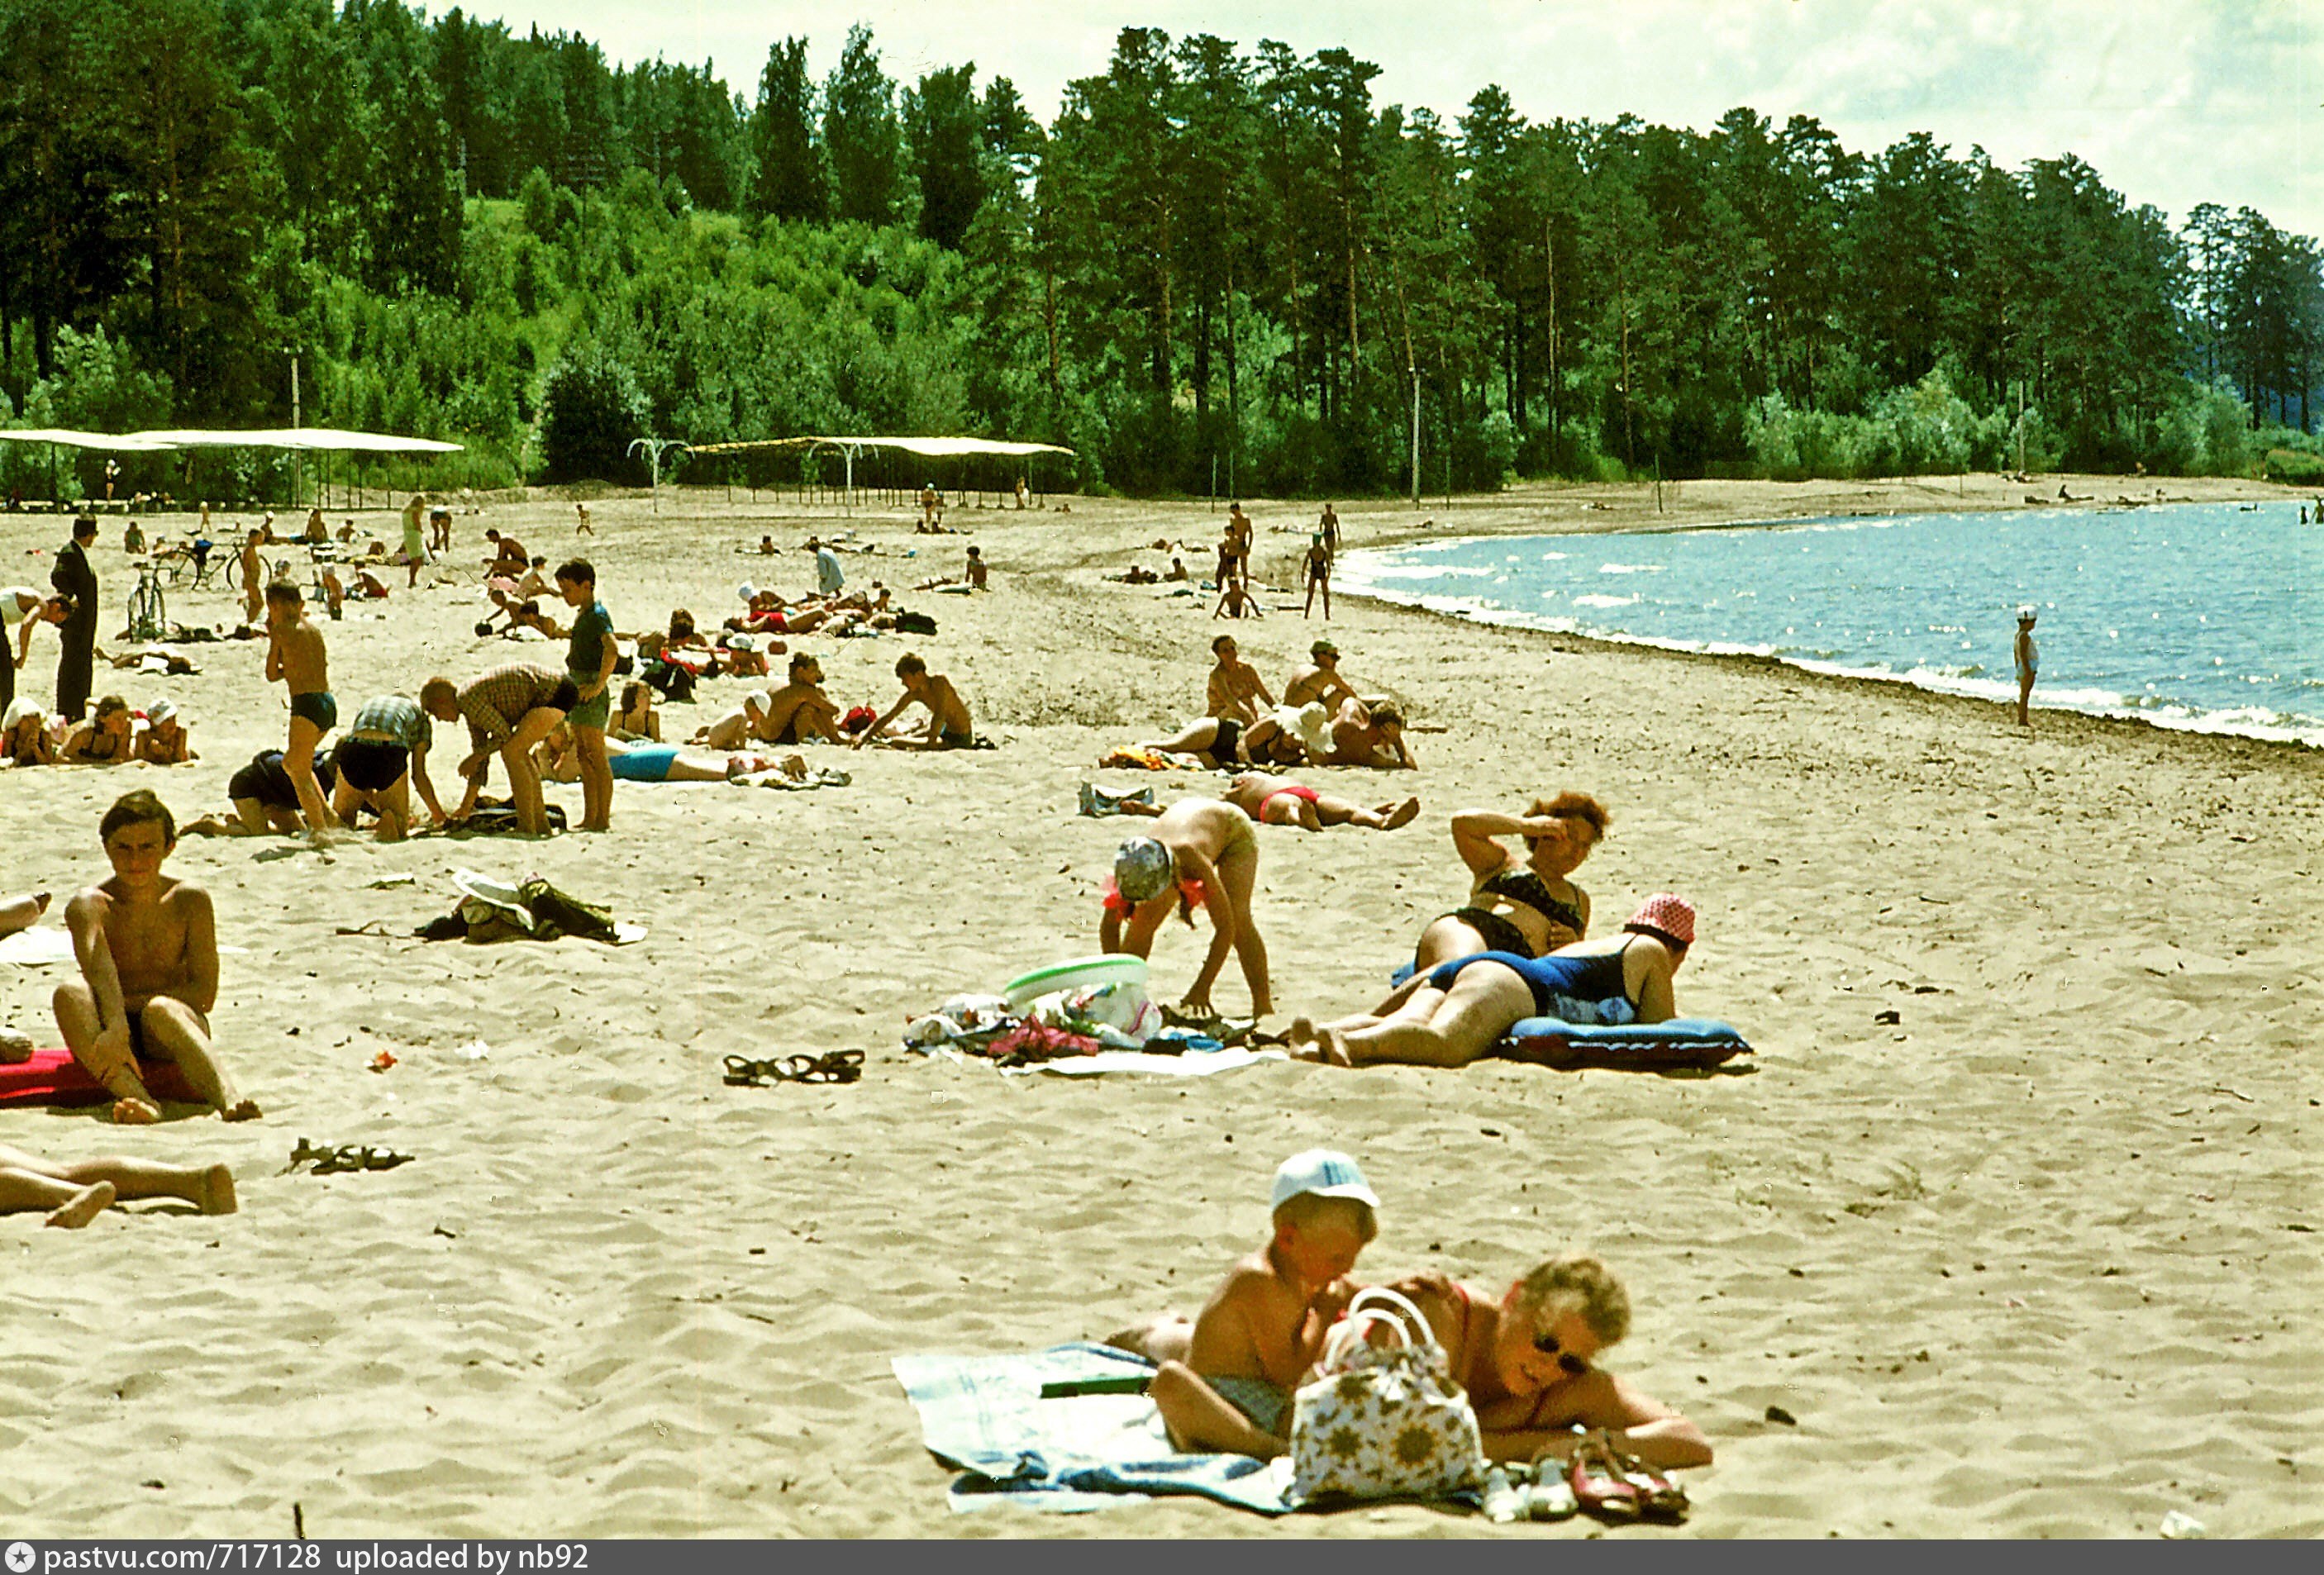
top-left (1100, 800), bottom-right (1271, 1017)
top-left (0, 1143), bottom-right (236, 1228)
top-left (809, 537), bottom-right (845, 597)
top-left (132, 698), bottom-right (194, 765)
top-left (50, 516), bottom-right (99, 721)
top-left (1301, 536), bottom-right (1331, 619)
top-left (574, 501), bottom-right (593, 536)
top-left (964, 545), bottom-right (988, 589)
top-left (1138, 714), bottom-right (1306, 770)
top-left (2014, 607), bottom-right (2039, 728)
top-left (855, 652), bottom-right (974, 750)
top-left (1318, 502), bottom-right (1340, 560)
top-left (1220, 770), bottom-right (1417, 832)
top-left (1014, 476), bottom-right (1029, 510)
top-left (55, 790), bottom-right (260, 1124)
top-left (1293, 894), bottom-right (1697, 1068)
top-left (1206, 635), bottom-right (1273, 726)
top-left (1227, 502), bottom-right (1254, 584)
top-left (1412, 796), bottom-right (1607, 970)
top-left (264, 583), bottom-right (339, 834)
top-left (399, 497), bottom-right (429, 585)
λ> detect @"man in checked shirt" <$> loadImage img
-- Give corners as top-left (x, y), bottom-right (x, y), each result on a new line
top-left (421, 664), bottom-right (576, 836)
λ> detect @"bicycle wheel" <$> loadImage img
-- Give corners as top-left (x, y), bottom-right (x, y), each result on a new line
top-left (161, 559), bottom-right (187, 588)
top-left (222, 554), bottom-right (240, 591)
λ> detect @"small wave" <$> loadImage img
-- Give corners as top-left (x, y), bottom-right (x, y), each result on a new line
top-left (1598, 563), bottom-right (1664, 574)
top-left (1572, 592), bottom-right (1640, 609)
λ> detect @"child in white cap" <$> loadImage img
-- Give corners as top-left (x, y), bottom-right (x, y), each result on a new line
top-left (2013, 607), bottom-right (2039, 728)
top-left (1141, 1149), bottom-right (1380, 1458)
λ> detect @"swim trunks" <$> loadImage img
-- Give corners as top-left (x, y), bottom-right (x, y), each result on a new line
top-left (1425, 946), bottom-right (1636, 1022)
top-left (610, 745), bottom-right (679, 783)
top-left (937, 728), bottom-right (975, 750)
top-left (1207, 1376), bottom-right (1289, 1436)
top-left (566, 683), bottom-right (612, 731)
top-left (1260, 783), bottom-right (1322, 819)
top-left (228, 749), bottom-right (337, 809)
top-left (1432, 906), bottom-right (1539, 962)
top-left (335, 737), bottom-right (409, 793)
top-left (1212, 718), bottom-right (1241, 760)
top-left (289, 691), bottom-right (337, 733)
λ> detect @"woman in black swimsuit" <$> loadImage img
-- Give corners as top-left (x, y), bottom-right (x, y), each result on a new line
top-left (1412, 793), bottom-right (1607, 973)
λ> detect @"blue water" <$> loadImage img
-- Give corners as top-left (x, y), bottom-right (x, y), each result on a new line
top-left (1337, 502), bottom-right (2321, 745)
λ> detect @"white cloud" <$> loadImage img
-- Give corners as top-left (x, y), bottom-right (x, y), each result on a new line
top-left (458, 0), bottom-right (2318, 236)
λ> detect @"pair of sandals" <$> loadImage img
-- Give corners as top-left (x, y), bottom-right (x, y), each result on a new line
top-left (722, 1050), bottom-right (864, 1087)
top-left (1565, 1431), bottom-right (1689, 1524)
top-left (287, 1138), bottom-right (416, 1175)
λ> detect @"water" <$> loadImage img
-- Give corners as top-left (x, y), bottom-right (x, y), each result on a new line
top-left (1337, 502), bottom-right (2321, 746)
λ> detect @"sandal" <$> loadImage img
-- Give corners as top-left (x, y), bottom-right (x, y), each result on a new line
top-left (722, 1050), bottom-right (864, 1087)
top-left (1527, 1458), bottom-right (1579, 1520)
top-left (1568, 1435), bottom-right (1641, 1523)
top-left (1607, 1441), bottom-right (1688, 1523)
top-left (360, 1146), bottom-right (416, 1172)
top-left (722, 1055), bottom-right (781, 1086)
top-left (311, 1144), bottom-right (368, 1175)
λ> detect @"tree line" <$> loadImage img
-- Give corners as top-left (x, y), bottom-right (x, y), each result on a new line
top-left (2, 0), bottom-right (2317, 498)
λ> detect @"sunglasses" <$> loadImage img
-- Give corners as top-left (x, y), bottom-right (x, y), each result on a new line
top-left (1533, 1331), bottom-right (1591, 1378)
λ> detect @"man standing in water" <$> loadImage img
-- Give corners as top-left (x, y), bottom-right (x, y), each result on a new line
top-left (2014, 607), bottom-right (2039, 728)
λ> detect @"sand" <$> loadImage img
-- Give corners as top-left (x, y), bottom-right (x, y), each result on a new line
top-left (0, 473), bottom-right (2316, 1539)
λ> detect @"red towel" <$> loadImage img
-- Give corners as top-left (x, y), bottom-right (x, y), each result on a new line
top-left (0, 1048), bottom-right (198, 1109)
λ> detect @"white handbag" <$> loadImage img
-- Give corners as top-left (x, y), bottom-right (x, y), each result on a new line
top-left (1288, 1287), bottom-right (1487, 1503)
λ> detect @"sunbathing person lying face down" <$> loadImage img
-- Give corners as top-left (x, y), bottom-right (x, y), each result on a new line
top-left (1221, 771), bottom-right (1417, 832)
top-left (1412, 794), bottom-right (1608, 970)
top-left (1291, 894), bottom-right (1696, 1068)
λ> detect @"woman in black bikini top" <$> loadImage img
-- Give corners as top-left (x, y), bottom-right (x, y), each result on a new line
top-left (1411, 793), bottom-right (1607, 973)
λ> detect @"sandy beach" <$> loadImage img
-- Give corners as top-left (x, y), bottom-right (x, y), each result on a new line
top-left (2, 473), bottom-right (2316, 1539)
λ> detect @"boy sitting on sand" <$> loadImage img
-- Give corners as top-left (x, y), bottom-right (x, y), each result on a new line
top-left (855, 653), bottom-right (975, 750)
top-left (1125, 1149), bottom-right (1379, 1458)
top-left (55, 790), bottom-right (260, 1124)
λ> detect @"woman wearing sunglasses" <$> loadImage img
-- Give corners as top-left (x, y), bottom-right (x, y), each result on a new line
top-left (1386, 1251), bottom-right (1712, 1472)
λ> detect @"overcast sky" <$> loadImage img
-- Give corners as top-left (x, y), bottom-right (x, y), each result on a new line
top-left (457, 1), bottom-right (2319, 238)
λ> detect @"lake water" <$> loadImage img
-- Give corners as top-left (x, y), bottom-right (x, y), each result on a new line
top-left (1336, 502), bottom-right (2321, 746)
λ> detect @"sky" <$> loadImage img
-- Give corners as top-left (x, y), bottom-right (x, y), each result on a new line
top-left (457, 0), bottom-right (2320, 239)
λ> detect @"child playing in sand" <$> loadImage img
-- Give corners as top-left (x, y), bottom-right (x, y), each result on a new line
top-left (855, 653), bottom-right (974, 750)
top-left (0, 1144), bottom-right (236, 1228)
top-left (1136, 1149), bottom-right (1379, 1457)
top-left (54, 790), bottom-right (260, 1124)
top-left (264, 582), bottom-right (340, 833)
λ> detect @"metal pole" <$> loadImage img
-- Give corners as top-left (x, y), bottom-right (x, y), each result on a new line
top-left (1408, 364), bottom-right (1422, 504)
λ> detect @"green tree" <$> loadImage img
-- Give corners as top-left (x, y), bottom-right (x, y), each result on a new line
top-left (824, 25), bottom-right (902, 227)
top-left (905, 63), bottom-right (983, 252)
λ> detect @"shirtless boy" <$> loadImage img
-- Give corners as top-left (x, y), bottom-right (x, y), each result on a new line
top-left (238, 530), bottom-right (264, 626)
top-left (1206, 635), bottom-right (1273, 725)
top-left (53, 791), bottom-right (260, 1124)
top-left (1127, 1150), bottom-right (1379, 1457)
top-left (264, 582), bottom-right (340, 832)
top-left (1326, 696), bottom-right (1416, 769)
top-left (856, 653), bottom-right (974, 750)
top-left (764, 654), bottom-right (843, 744)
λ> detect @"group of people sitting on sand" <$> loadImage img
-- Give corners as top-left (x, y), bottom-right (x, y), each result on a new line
top-left (1108, 1147), bottom-right (1711, 1480)
top-left (1135, 636), bottom-right (1413, 771)
top-left (3, 695), bottom-right (196, 768)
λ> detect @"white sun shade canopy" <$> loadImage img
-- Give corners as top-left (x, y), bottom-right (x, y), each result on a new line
top-left (0, 426), bottom-right (461, 454)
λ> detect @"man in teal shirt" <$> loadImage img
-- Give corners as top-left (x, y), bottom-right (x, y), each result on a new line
top-left (556, 559), bottom-right (618, 832)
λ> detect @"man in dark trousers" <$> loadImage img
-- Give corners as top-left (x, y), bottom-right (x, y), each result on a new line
top-left (50, 515), bottom-right (99, 722)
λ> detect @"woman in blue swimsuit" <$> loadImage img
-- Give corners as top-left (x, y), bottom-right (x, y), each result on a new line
top-left (1292, 895), bottom-right (1695, 1068)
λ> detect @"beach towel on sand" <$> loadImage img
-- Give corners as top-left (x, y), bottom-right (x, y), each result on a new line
top-left (0, 1048), bottom-right (196, 1110)
top-left (893, 1343), bottom-right (1295, 1515)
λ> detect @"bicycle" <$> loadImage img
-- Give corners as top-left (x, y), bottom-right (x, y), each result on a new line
top-left (155, 539), bottom-right (227, 592)
top-left (125, 561), bottom-right (169, 641)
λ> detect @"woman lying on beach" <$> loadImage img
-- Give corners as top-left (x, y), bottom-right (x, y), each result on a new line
top-left (61, 696), bottom-right (135, 764)
top-left (1292, 895), bottom-right (1694, 1068)
top-left (535, 721), bottom-right (785, 785)
top-left (1138, 715), bottom-right (1307, 770)
top-left (0, 1144), bottom-right (237, 1228)
top-left (1100, 800), bottom-right (1272, 1017)
top-left (1412, 794), bottom-right (1607, 970)
top-left (1220, 770), bottom-right (1418, 832)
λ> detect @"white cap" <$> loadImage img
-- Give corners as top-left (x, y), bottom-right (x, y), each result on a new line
top-left (2, 698), bottom-right (40, 731)
top-left (738, 582), bottom-right (756, 602)
top-left (727, 633), bottom-right (755, 653)
top-left (145, 699), bottom-right (177, 726)
top-left (1270, 1149), bottom-right (1379, 1212)
top-left (2017, 605), bottom-right (2038, 622)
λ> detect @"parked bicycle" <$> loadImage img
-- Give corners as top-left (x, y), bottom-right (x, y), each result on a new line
top-left (125, 560), bottom-right (169, 641)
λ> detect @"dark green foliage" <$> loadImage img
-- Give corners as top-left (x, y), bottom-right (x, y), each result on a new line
top-left (538, 341), bottom-right (648, 483)
top-left (0, 4), bottom-right (2314, 495)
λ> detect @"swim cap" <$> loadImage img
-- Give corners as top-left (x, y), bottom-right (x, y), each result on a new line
top-left (2017, 606), bottom-right (2037, 623)
top-left (1626, 892), bottom-right (1696, 946)
top-left (1113, 837), bottom-right (1174, 904)
top-left (146, 699), bottom-right (177, 726)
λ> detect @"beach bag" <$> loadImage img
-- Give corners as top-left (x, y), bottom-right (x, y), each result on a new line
top-left (1288, 1287), bottom-right (1485, 1505)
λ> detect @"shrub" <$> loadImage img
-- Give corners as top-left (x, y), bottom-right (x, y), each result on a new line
top-left (537, 341), bottom-right (649, 483)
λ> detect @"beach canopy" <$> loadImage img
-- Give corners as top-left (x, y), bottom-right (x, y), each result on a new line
top-left (688, 435), bottom-right (1073, 458)
top-left (0, 426), bottom-right (462, 454)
